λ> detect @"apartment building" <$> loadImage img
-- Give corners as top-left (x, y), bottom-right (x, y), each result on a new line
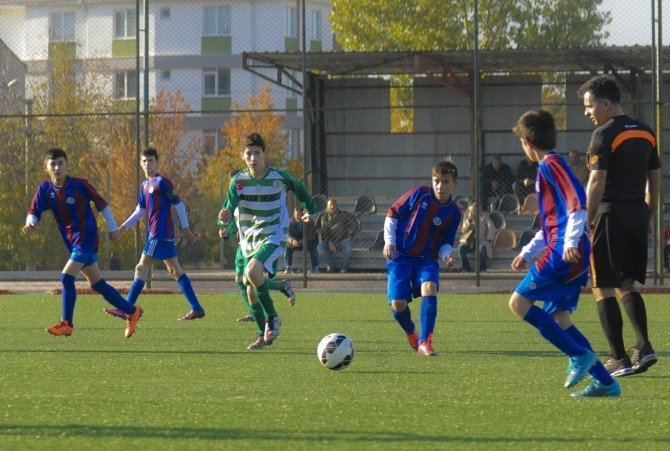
top-left (0, 0), bottom-right (334, 155)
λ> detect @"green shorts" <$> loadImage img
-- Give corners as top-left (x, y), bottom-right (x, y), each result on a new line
top-left (237, 243), bottom-right (282, 278)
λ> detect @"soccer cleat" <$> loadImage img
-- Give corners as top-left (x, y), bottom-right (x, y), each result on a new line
top-left (263, 315), bottom-right (282, 342)
top-left (405, 330), bottom-right (419, 351)
top-left (284, 266), bottom-right (292, 274)
top-left (247, 334), bottom-right (273, 350)
top-left (565, 350), bottom-right (597, 388)
top-left (103, 308), bottom-right (126, 319)
top-left (178, 309), bottom-right (206, 321)
top-left (417, 336), bottom-right (437, 356)
top-left (280, 279), bottom-right (296, 306)
top-left (46, 320), bottom-right (73, 337)
top-left (124, 306), bottom-right (143, 338)
top-left (571, 378), bottom-right (622, 398)
top-left (308, 267), bottom-right (319, 274)
top-left (630, 342), bottom-right (658, 374)
top-left (603, 355), bottom-right (634, 378)
top-left (236, 313), bottom-right (254, 322)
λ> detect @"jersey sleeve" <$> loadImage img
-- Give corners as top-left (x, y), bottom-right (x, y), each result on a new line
top-left (159, 177), bottom-right (181, 205)
top-left (278, 169), bottom-right (318, 215)
top-left (587, 128), bottom-right (609, 171)
top-left (81, 178), bottom-right (108, 211)
top-left (27, 182), bottom-right (49, 220)
top-left (387, 187), bottom-right (419, 219)
top-left (648, 130), bottom-right (662, 170)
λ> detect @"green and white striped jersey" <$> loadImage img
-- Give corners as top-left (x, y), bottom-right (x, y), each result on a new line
top-left (223, 167), bottom-right (317, 258)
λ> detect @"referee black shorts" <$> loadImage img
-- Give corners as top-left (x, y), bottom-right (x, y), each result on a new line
top-left (590, 201), bottom-right (650, 287)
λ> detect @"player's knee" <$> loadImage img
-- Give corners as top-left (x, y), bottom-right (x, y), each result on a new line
top-left (420, 282), bottom-right (437, 296)
top-left (166, 266), bottom-right (179, 279)
top-left (135, 263), bottom-right (149, 277)
top-left (390, 300), bottom-right (408, 312)
top-left (235, 275), bottom-right (244, 284)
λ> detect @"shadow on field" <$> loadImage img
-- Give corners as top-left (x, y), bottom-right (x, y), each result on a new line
top-left (3, 423), bottom-right (667, 445)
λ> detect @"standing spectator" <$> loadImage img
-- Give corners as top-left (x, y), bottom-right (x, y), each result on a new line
top-left (579, 74), bottom-right (661, 377)
top-left (513, 156), bottom-right (538, 201)
top-left (457, 200), bottom-right (496, 272)
top-left (481, 154), bottom-right (513, 209)
top-left (664, 223), bottom-right (670, 273)
top-left (567, 150), bottom-right (589, 186)
top-left (284, 206), bottom-right (319, 274)
top-left (316, 198), bottom-right (359, 272)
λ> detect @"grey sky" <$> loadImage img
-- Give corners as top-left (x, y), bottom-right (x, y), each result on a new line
top-left (601, 0), bottom-right (669, 45)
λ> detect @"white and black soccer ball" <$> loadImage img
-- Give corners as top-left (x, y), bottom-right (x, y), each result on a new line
top-left (317, 333), bottom-right (354, 370)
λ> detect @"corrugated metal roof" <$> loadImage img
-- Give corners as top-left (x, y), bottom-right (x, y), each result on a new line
top-left (243, 46), bottom-right (666, 76)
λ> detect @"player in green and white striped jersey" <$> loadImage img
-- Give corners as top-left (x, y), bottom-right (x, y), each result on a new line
top-left (218, 133), bottom-right (317, 347)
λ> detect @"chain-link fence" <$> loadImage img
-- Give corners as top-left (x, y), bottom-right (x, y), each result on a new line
top-left (0, 1), bottom-right (667, 288)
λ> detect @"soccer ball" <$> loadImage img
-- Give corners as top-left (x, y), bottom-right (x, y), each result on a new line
top-left (317, 333), bottom-right (354, 370)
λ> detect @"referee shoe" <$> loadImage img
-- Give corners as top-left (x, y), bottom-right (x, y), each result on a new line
top-left (631, 342), bottom-right (658, 374)
top-left (603, 355), bottom-right (634, 378)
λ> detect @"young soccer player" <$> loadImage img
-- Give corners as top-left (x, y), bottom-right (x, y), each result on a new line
top-left (103, 147), bottom-right (205, 321)
top-left (383, 160), bottom-right (461, 356)
top-left (218, 133), bottom-right (316, 347)
top-left (509, 110), bottom-right (621, 397)
top-left (22, 148), bottom-right (142, 338)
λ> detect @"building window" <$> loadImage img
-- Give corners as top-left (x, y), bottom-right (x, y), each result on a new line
top-left (114, 70), bottom-right (138, 99)
top-left (50, 12), bottom-right (75, 41)
top-left (161, 70), bottom-right (171, 81)
top-left (288, 129), bottom-right (301, 159)
top-left (310, 10), bottom-right (322, 40)
top-left (203, 5), bottom-right (231, 36)
top-left (203, 129), bottom-right (226, 155)
top-left (114, 9), bottom-right (137, 39)
top-left (285, 6), bottom-right (297, 38)
top-left (203, 69), bottom-right (231, 96)
top-left (160, 7), bottom-right (171, 19)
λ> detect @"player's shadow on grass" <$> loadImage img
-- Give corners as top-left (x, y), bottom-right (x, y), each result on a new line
top-left (4, 424), bottom-right (666, 445)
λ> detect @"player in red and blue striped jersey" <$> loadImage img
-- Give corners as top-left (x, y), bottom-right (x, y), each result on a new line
top-left (383, 160), bottom-right (461, 357)
top-left (509, 110), bottom-right (620, 397)
top-left (104, 147), bottom-right (205, 322)
top-left (23, 148), bottom-right (142, 338)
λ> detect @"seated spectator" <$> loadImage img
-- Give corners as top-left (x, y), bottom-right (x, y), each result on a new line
top-left (316, 198), bottom-right (360, 273)
top-left (481, 154), bottom-right (513, 209)
top-left (567, 149), bottom-right (589, 186)
top-left (513, 156), bottom-right (538, 201)
top-left (457, 201), bottom-right (496, 272)
top-left (284, 207), bottom-right (319, 274)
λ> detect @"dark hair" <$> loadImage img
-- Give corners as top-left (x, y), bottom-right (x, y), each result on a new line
top-left (141, 147), bottom-right (159, 160)
top-left (432, 160), bottom-right (458, 179)
top-left (245, 133), bottom-right (266, 152)
top-left (577, 75), bottom-right (621, 103)
top-left (45, 147), bottom-right (67, 161)
top-left (512, 109), bottom-right (556, 151)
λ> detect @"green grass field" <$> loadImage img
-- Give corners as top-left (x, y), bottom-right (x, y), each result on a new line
top-left (1, 292), bottom-right (668, 449)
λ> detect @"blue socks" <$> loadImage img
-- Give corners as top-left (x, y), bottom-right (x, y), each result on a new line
top-left (126, 278), bottom-right (145, 306)
top-left (178, 273), bottom-right (202, 311)
top-left (419, 296), bottom-right (437, 342)
top-left (392, 305), bottom-right (415, 335)
top-left (523, 305), bottom-right (585, 357)
top-left (92, 279), bottom-right (135, 314)
top-left (565, 325), bottom-right (615, 386)
top-left (60, 273), bottom-right (76, 325)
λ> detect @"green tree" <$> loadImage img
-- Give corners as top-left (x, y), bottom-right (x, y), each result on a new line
top-left (331, 0), bottom-right (611, 51)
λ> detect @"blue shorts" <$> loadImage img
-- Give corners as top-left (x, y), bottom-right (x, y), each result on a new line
top-left (143, 237), bottom-right (177, 260)
top-left (386, 256), bottom-right (439, 302)
top-left (515, 265), bottom-right (584, 315)
top-left (70, 250), bottom-right (98, 267)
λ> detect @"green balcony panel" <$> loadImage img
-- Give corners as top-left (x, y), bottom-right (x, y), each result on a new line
top-left (48, 41), bottom-right (76, 59)
top-left (112, 39), bottom-right (137, 57)
top-left (112, 99), bottom-right (137, 113)
top-left (285, 37), bottom-right (298, 52)
top-left (201, 97), bottom-right (231, 114)
top-left (310, 40), bottom-right (322, 52)
top-left (201, 36), bottom-right (232, 55)
top-left (286, 97), bottom-right (298, 115)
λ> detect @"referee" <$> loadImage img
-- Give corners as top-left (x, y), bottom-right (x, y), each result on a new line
top-left (578, 74), bottom-right (661, 377)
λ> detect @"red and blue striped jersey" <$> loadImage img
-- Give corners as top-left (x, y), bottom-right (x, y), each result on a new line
top-left (387, 186), bottom-right (461, 259)
top-left (535, 152), bottom-right (590, 279)
top-left (138, 174), bottom-right (181, 240)
top-left (28, 176), bottom-right (107, 253)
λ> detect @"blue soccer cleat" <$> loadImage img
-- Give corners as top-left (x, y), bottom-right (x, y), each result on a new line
top-left (565, 350), bottom-right (597, 388)
top-left (571, 378), bottom-right (621, 398)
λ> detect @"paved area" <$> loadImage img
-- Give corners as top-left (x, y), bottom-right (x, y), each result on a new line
top-left (1, 270), bottom-right (669, 295)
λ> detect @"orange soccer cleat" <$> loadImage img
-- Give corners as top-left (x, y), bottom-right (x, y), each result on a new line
top-left (46, 320), bottom-right (73, 337)
top-left (406, 330), bottom-right (419, 351)
top-left (124, 306), bottom-right (143, 338)
top-left (418, 335), bottom-right (437, 356)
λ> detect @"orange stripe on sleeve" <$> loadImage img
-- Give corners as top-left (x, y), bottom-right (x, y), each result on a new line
top-left (611, 130), bottom-right (656, 152)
